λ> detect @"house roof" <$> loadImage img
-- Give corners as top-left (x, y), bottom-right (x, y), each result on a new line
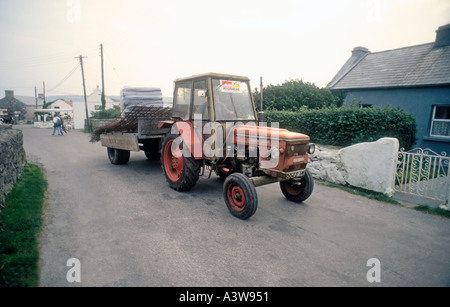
top-left (328, 41), bottom-right (450, 90)
top-left (46, 98), bottom-right (73, 108)
top-left (0, 96), bottom-right (28, 108)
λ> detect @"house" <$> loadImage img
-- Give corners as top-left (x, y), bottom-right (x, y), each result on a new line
top-left (45, 98), bottom-right (73, 113)
top-left (32, 98), bottom-right (74, 128)
top-left (13, 94), bottom-right (44, 122)
top-left (72, 87), bottom-right (120, 129)
top-left (328, 24), bottom-right (450, 155)
top-left (0, 90), bottom-right (28, 123)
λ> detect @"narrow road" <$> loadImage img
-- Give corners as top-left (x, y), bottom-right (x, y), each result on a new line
top-left (18, 125), bottom-right (450, 287)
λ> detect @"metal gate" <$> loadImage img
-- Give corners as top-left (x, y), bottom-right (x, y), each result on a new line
top-left (394, 148), bottom-right (449, 208)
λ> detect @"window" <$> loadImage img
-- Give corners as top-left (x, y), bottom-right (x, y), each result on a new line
top-left (192, 80), bottom-right (208, 120)
top-left (430, 105), bottom-right (450, 138)
top-left (212, 79), bottom-right (255, 121)
top-left (172, 82), bottom-right (192, 120)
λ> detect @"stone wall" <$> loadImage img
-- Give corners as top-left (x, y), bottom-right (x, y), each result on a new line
top-left (0, 125), bottom-right (27, 206)
top-left (308, 138), bottom-right (399, 196)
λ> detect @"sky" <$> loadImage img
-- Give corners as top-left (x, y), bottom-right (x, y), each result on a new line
top-left (0, 0), bottom-right (449, 99)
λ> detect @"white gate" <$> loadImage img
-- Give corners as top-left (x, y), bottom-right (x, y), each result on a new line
top-left (394, 148), bottom-right (449, 208)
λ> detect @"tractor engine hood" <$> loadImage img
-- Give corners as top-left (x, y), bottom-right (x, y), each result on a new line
top-left (232, 124), bottom-right (310, 143)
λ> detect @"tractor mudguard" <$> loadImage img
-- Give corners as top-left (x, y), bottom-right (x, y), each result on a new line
top-left (171, 121), bottom-right (203, 160)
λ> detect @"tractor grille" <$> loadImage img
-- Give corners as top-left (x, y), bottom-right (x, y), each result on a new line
top-left (285, 143), bottom-right (308, 157)
top-left (287, 163), bottom-right (306, 172)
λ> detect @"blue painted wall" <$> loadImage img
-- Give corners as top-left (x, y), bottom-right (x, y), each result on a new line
top-left (343, 86), bottom-right (450, 155)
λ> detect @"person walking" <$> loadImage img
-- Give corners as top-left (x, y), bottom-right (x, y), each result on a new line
top-left (60, 115), bottom-right (67, 134)
top-left (52, 114), bottom-right (63, 136)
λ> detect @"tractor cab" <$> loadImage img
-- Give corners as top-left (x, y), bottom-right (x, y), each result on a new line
top-left (172, 72), bottom-right (257, 123)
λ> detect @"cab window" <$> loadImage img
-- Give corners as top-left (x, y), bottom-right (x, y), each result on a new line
top-left (192, 80), bottom-right (209, 120)
top-left (172, 81), bottom-right (192, 120)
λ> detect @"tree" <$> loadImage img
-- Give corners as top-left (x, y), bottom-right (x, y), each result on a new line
top-left (253, 79), bottom-right (343, 111)
top-left (90, 105), bottom-right (121, 119)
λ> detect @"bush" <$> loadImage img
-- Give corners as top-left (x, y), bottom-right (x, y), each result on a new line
top-left (264, 106), bottom-right (417, 150)
top-left (90, 105), bottom-right (121, 119)
top-left (253, 79), bottom-right (344, 111)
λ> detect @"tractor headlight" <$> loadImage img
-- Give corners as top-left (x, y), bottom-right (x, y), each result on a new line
top-left (308, 143), bottom-right (316, 155)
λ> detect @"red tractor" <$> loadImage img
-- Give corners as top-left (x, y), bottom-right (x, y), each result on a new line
top-left (97, 73), bottom-right (315, 219)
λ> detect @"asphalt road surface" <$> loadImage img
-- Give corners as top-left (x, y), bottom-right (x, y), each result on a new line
top-left (18, 125), bottom-right (450, 287)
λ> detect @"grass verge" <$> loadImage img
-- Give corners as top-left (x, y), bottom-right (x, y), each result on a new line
top-left (317, 181), bottom-right (401, 205)
top-left (414, 205), bottom-right (450, 219)
top-left (0, 163), bottom-right (47, 287)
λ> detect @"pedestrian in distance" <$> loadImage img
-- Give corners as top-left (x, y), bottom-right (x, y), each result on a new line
top-left (60, 115), bottom-right (67, 134)
top-left (52, 114), bottom-right (63, 136)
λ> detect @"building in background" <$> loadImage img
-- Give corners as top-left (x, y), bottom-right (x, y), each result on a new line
top-left (72, 87), bottom-right (120, 129)
top-left (0, 90), bottom-right (29, 123)
top-left (328, 24), bottom-right (450, 155)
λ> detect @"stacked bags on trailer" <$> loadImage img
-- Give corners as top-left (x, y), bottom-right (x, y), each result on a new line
top-left (120, 87), bottom-right (163, 117)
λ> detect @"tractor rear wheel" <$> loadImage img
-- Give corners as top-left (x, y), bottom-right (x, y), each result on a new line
top-left (223, 173), bottom-right (258, 220)
top-left (161, 134), bottom-right (201, 192)
top-left (280, 169), bottom-right (314, 202)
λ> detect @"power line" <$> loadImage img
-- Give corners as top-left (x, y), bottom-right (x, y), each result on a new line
top-left (46, 64), bottom-right (79, 93)
top-left (104, 49), bottom-right (124, 85)
top-left (0, 47), bottom-right (99, 71)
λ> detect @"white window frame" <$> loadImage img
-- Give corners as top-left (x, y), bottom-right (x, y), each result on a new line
top-left (430, 105), bottom-right (450, 138)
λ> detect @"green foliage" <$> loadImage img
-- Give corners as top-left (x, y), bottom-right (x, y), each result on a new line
top-left (253, 79), bottom-right (343, 111)
top-left (90, 105), bottom-right (121, 119)
top-left (264, 106), bottom-right (417, 150)
top-left (0, 164), bottom-right (47, 287)
top-left (414, 205), bottom-right (450, 218)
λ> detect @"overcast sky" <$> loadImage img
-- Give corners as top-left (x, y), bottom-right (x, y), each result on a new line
top-left (0, 0), bottom-right (449, 99)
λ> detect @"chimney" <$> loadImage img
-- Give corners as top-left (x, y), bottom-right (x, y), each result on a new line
top-left (352, 46), bottom-right (370, 59)
top-left (434, 24), bottom-right (450, 48)
top-left (5, 90), bottom-right (14, 99)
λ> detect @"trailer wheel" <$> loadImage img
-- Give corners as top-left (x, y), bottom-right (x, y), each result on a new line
top-left (143, 139), bottom-right (161, 160)
top-left (280, 169), bottom-right (314, 202)
top-left (223, 173), bottom-right (258, 220)
top-left (161, 134), bottom-right (201, 192)
top-left (107, 147), bottom-right (130, 165)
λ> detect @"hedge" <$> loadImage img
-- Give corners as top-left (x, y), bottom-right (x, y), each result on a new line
top-left (264, 107), bottom-right (417, 150)
top-left (253, 79), bottom-right (343, 111)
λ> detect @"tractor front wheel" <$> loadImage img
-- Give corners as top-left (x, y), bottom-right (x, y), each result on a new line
top-left (280, 169), bottom-right (314, 202)
top-left (223, 173), bottom-right (258, 220)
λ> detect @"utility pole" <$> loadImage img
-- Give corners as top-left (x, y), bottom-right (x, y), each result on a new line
top-left (43, 81), bottom-right (46, 106)
top-left (34, 86), bottom-right (38, 109)
top-left (100, 43), bottom-right (106, 110)
top-left (76, 55), bottom-right (89, 130)
top-left (259, 76), bottom-right (264, 122)
top-left (34, 86), bottom-right (38, 121)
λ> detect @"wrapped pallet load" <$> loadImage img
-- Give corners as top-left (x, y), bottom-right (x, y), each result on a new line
top-left (120, 87), bottom-right (163, 117)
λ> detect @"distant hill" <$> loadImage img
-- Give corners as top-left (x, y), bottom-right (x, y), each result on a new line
top-left (46, 95), bottom-right (173, 104)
